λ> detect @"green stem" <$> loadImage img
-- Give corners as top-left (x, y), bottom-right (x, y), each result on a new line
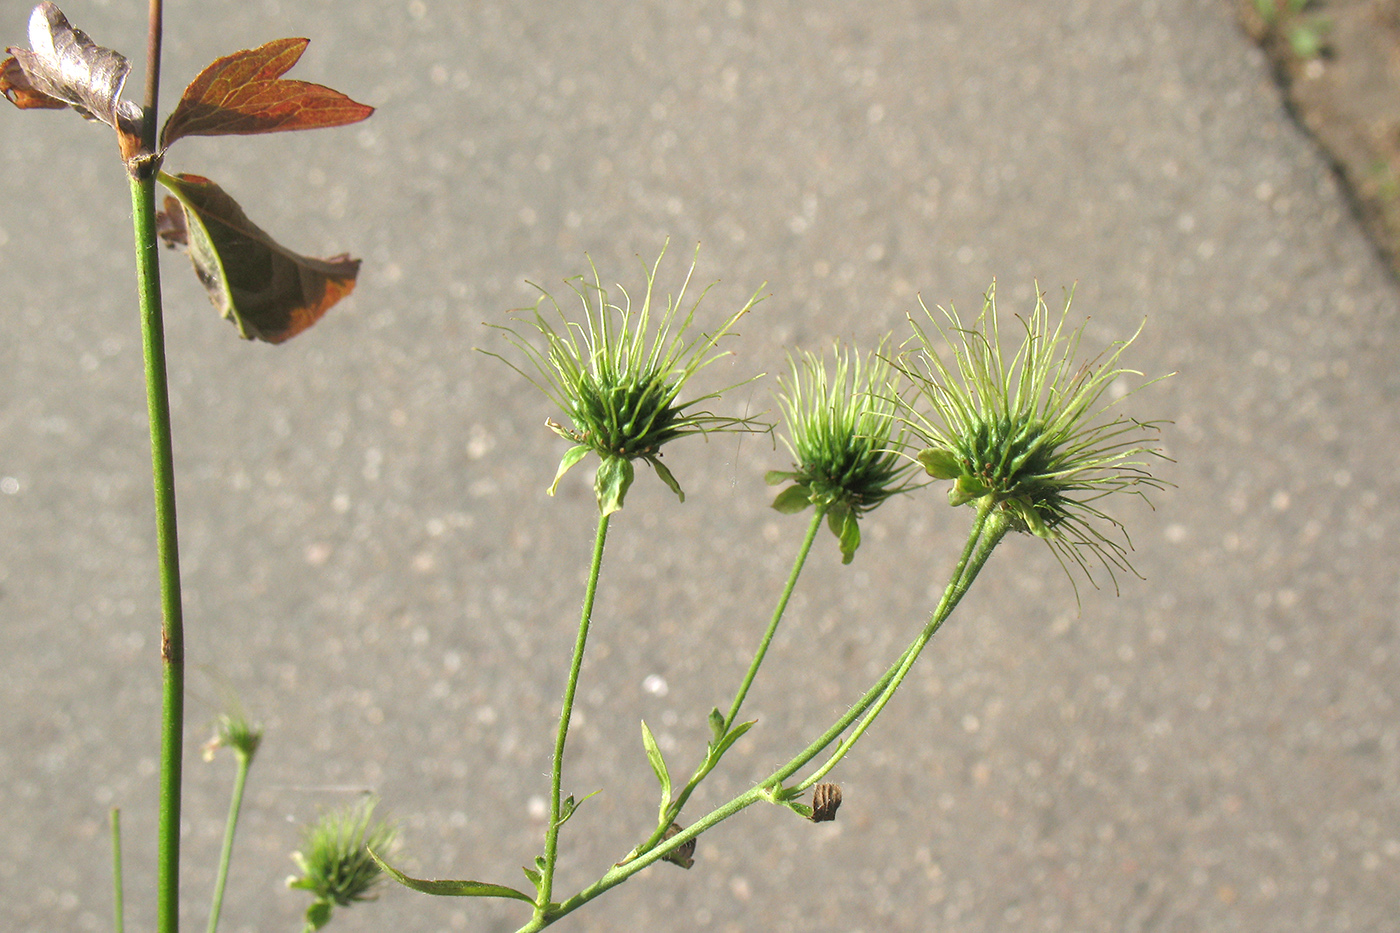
top-left (633, 506), bottom-right (826, 858)
top-left (206, 750), bottom-right (253, 933)
top-left (517, 500), bottom-right (1011, 932)
top-left (535, 511), bottom-right (611, 918)
top-left (132, 167), bottom-right (184, 933)
top-left (111, 808), bottom-right (124, 933)
top-left (794, 499), bottom-right (1009, 791)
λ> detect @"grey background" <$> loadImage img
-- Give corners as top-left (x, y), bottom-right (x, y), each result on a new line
top-left (2, 0), bottom-right (1398, 931)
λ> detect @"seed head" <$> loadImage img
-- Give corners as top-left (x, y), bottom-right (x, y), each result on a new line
top-left (288, 796), bottom-right (398, 932)
top-left (902, 282), bottom-right (1169, 590)
top-left (484, 244), bottom-right (768, 516)
top-left (767, 342), bottom-right (916, 563)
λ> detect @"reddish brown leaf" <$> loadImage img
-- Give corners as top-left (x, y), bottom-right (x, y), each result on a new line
top-left (160, 38), bottom-right (373, 150)
top-left (4, 2), bottom-right (141, 135)
top-left (157, 172), bottom-right (360, 344)
top-left (1, 54), bottom-right (68, 109)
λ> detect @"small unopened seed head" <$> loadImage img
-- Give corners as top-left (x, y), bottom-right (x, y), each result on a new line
top-left (810, 783), bottom-right (842, 822)
top-left (661, 822), bottom-right (696, 869)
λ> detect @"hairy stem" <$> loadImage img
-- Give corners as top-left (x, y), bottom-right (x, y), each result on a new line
top-left (535, 512), bottom-right (611, 917)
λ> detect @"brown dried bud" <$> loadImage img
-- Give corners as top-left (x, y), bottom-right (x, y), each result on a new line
top-left (660, 822), bottom-right (695, 869)
top-left (810, 783), bottom-right (842, 822)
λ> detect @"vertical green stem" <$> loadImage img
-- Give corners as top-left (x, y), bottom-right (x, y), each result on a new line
top-left (206, 750), bottom-right (253, 933)
top-left (110, 808), bottom-right (125, 933)
top-left (132, 168), bottom-right (184, 933)
top-left (535, 511), bottom-right (611, 917)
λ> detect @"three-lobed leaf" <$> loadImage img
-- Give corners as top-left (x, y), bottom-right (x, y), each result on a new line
top-left (157, 171), bottom-right (359, 343)
top-left (160, 37), bottom-right (373, 150)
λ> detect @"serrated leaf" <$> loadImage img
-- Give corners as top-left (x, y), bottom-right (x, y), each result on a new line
top-left (368, 851), bottom-right (534, 903)
top-left (640, 720), bottom-right (672, 807)
top-left (161, 37), bottom-right (372, 150)
top-left (156, 172), bottom-right (359, 343)
top-left (770, 484), bottom-right (813, 514)
top-left (4, 2), bottom-right (140, 141)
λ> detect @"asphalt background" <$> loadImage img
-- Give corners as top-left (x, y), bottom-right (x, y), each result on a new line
top-left (3, 1), bottom-right (1398, 931)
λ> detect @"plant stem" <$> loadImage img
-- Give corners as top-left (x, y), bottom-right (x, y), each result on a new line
top-left (633, 506), bottom-right (826, 857)
top-left (206, 750), bottom-right (253, 933)
top-left (133, 5), bottom-right (182, 931)
top-left (132, 165), bottom-right (185, 933)
top-left (518, 500), bottom-right (1010, 931)
top-left (535, 511), bottom-right (611, 918)
top-left (110, 808), bottom-right (125, 933)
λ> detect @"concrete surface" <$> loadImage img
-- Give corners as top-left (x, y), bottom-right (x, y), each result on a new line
top-left (2, 0), bottom-right (1398, 931)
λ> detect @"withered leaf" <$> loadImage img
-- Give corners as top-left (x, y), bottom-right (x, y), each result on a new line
top-left (157, 172), bottom-right (359, 344)
top-left (160, 38), bottom-right (373, 150)
top-left (4, 2), bottom-right (140, 137)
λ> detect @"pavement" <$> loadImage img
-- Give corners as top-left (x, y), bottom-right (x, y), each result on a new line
top-left (2, 1), bottom-right (1398, 931)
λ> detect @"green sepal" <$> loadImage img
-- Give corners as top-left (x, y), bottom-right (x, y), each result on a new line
top-left (649, 456), bottom-right (686, 503)
top-left (640, 720), bottom-right (673, 812)
top-left (948, 474), bottom-right (990, 506)
top-left (303, 899), bottom-right (333, 930)
top-left (770, 484), bottom-right (813, 514)
top-left (595, 455), bottom-right (635, 516)
top-left (917, 447), bottom-right (963, 480)
top-left (548, 444), bottom-right (592, 496)
top-left (368, 851), bottom-right (535, 903)
top-left (827, 507), bottom-right (861, 564)
top-left (764, 470), bottom-right (801, 486)
top-left (707, 707), bottom-right (726, 742)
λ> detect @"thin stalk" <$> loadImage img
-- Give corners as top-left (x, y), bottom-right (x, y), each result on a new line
top-left (633, 506), bottom-right (826, 858)
top-left (517, 500), bottom-right (1011, 932)
top-left (794, 500), bottom-right (1009, 791)
top-left (110, 808), bottom-right (125, 933)
top-left (534, 511), bottom-right (611, 918)
top-left (133, 165), bottom-right (185, 933)
top-left (206, 749), bottom-right (253, 933)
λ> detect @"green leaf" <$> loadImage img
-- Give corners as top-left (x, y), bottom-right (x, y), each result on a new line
top-left (649, 456), bottom-right (686, 503)
top-left (948, 474), bottom-right (990, 506)
top-left (770, 484), bottom-right (813, 514)
top-left (156, 172), bottom-right (359, 343)
top-left (916, 447), bottom-right (962, 480)
top-left (595, 455), bottom-right (635, 517)
top-left (368, 851), bottom-right (534, 903)
top-left (556, 789), bottom-right (601, 828)
top-left (764, 469), bottom-right (800, 486)
top-left (709, 718), bottom-right (756, 760)
top-left (303, 898), bottom-right (333, 930)
top-left (640, 720), bottom-right (672, 808)
top-left (828, 507), bottom-right (861, 564)
top-left (521, 865), bottom-right (542, 890)
top-left (160, 37), bottom-right (373, 151)
top-left (547, 444), bottom-right (591, 496)
top-left (707, 707), bottom-right (726, 742)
